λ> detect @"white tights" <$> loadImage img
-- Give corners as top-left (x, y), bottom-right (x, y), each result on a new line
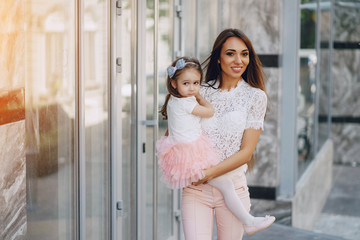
top-left (208, 175), bottom-right (265, 226)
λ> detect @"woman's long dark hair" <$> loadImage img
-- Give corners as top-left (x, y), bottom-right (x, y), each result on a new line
top-left (202, 28), bottom-right (268, 170)
top-left (159, 57), bottom-right (203, 120)
top-left (203, 28), bottom-right (266, 94)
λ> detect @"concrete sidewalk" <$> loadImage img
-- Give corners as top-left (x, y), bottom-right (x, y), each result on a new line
top-left (243, 223), bottom-right (345, 240)
top-left (243, 164), bottom-right (360, 240)
top-left (312, 164), bottom-right (360, 240)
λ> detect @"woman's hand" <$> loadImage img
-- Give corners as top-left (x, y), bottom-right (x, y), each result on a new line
top-left (193, 169), bottom-right (211, 186)
top-left (193, 128), bottom-right (262, 186)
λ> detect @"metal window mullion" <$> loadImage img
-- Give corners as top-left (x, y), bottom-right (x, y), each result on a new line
top-left (195, 0), bottom-right (199, 59)
top-left (279, 0), bottom-right (300, 199)
top-left (173, 0), bottom-right (182, 58)
top-left (135, 1), bottom-right (147, 238)
top-left (79, 0), bottom-right (86, 239)
top-left (153, 0), bottom-right (159, 239)
top-left (110, 0), bottom-right (117, 239)
top-left (313, 0), bottom-right (321, 155)
top-left (75, 0), bottom-right (86, 239)
top-left (131, 0), bottom-right (138, 238)
top-left (217, 0), bottom-right (223, 34)
top-left (74, 0), bottom-right (80, 238)
top-left (178, 0), bottom-right (182, 57)
top-left (328, 0), bottom-right (334, 137)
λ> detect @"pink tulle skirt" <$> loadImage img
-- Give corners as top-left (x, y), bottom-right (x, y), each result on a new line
top-left (156, 134), bottom-right (220, 189)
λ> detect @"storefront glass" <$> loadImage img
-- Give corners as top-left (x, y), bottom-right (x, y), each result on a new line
top-left (182, 0), bottom-right (197, 57)
top-left (24, 0), bottom-right (112, 239)
top-left (298, 0), bottom-right (318, 176)
top-left (197, 0), bottom-right (218, 62)
top-left (83, 0), bottom-right (111, 238)
top-left (25, 0), bottom-right (76, 239)
top-left (158, 1), bottom-right (175, 239)
top-left (317, 0), bottom-right (331, 151)
top-left (120, 0), bottom-right (135, 239)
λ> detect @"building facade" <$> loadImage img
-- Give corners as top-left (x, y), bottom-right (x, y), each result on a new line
top-left (0, 0), bottom-right (359, 239)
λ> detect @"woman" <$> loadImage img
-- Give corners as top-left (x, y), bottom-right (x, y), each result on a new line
top-left (181, 28), bottom-right (271, 239)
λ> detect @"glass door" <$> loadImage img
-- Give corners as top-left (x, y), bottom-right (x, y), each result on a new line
top-left (25, 0), bottom-right (112, 239)
top-left (82, 0), bottom-right (111, 239)
top-left (25, 1), bottom-right (77, 239)
top-left (143, 1), bottom-right (181, 240)
top-left (156, 2), bottom-right (181, 240)
top-left (113, 0), bottom-right (179, 239)
top-left (112, 0), bottom-right (137, 239)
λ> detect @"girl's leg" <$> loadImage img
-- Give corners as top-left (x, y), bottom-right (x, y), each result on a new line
top-left (181, 185), bottom-right (215, 240)
top-left (213, 174), bottom-right (250, 239)
top-left (208, 175), bottom-right (255, 225)
top-left (209, 175), bottom-right (275, 235)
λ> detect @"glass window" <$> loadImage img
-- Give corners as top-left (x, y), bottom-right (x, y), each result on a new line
top-left (197, 0), bottom-right (218, 62)
top-left (24, 1), bottom-right (112, 239)
top-left (317, 0), bottom-right (331, 150)
top-left (120, 1), bottom-right (135, 239)
top-left (182, 0), bottom-right (197, 57)
top-left (25, 2), bottom-right (77, 239)
top-left (145, 0), bottom-right (155, 237)
top-left (298, 0), bottom-right (318, 176)
top-left (83, 1), bottom-right (111, 238)
top-left (158, 1), bottom-right (175, 239)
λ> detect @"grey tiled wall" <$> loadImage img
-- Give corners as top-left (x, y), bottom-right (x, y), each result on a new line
top-left (0, 122), bottom-right (27, 240)
top-left (331, 2), bottom-right (360, 164)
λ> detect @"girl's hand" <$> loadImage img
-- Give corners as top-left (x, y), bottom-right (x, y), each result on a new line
top-left (194, 91), bottom-right (202, 101)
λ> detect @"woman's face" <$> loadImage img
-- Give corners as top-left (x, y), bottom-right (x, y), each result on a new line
top-left (218, 37), bottom-right (249, 82)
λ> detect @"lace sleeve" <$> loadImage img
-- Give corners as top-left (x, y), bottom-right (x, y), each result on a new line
top-left (245, 89), bottom-right (267, 130)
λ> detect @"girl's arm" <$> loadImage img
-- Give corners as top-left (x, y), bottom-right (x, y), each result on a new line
top-left (193, 128), bottom-right (261, 185)
top-left (191, 93), bottom-right (214, 118)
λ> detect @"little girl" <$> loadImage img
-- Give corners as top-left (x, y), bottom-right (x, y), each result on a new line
top-left (157, 57), bottom-right (275, 235)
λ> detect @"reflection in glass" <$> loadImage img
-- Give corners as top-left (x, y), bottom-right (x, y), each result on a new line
top-left (317, 0), bottom-right (331, 150)
top-left (158, 1), bottom-right (174, 239)
top-left (298, 1), bottom-right (317, 176)
top-left (83, 0), bottom-right (110, 239)
top-left (300, 1), bottom-right (317, 49)
top-left (182, 0), bottom-right (196, 57)
top-left (25, 2), bottom-right (76, 239)
top-left (197, 0), bottom-right (218, 62)
top-left (120, 0), bottom-right (134, 239)
top-left (146, 0), bottom-right (155, 237)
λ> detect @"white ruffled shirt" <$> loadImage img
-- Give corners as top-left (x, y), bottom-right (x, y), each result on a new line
top-left (200, 79), bottom-right (267, 175)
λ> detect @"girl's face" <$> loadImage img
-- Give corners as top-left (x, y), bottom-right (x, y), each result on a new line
top-left (218, 37), bottom-right (249, 82)
top-left (171, 68), bottom-right (201, 98)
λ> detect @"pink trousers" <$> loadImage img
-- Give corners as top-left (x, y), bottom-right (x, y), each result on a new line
top-left (181, 174), bottom-right (251, 240)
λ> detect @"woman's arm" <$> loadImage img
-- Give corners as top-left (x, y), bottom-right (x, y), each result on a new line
top-left (193, 128), bottom-right (261, 185)
top-left (191, 93), bottom-right (214, 118)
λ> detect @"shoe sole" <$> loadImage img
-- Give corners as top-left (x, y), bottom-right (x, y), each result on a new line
top-left (245, 217), bottom-right (276, 235)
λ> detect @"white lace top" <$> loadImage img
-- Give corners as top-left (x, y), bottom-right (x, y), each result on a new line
top-left (200, 79), bottom-right (267, 175)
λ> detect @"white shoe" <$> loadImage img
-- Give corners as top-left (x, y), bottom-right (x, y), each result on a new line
top-left (244, 215), bottom-right (276, 235)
